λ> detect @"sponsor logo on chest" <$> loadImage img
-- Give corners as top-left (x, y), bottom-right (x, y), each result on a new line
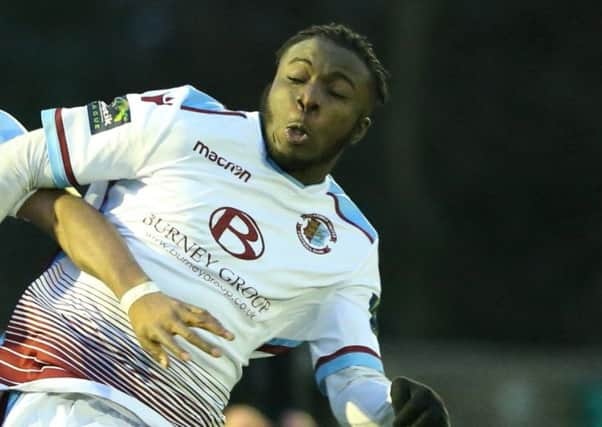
top-left (141, 213), bottom-right (271, 319)
top-left (209, 207), bottom-right (265, 261)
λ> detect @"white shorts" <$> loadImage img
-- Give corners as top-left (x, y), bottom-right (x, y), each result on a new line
top-left (3, 391), bottom-right (147, 426)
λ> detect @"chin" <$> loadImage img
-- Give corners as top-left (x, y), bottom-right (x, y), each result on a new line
top-left (270, 148), bottom-right (313, 173)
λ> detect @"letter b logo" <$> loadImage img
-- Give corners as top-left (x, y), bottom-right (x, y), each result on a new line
top-left (209, 207), bottom-right (265, 260)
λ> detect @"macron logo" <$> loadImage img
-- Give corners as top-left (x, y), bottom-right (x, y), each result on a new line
top-left (193, 141), bottom-right (252, 183)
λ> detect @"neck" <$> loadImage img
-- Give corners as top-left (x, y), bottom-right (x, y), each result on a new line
top-left (288, 167), bottom-right (330, 186)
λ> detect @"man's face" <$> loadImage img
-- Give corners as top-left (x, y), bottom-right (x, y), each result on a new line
top-left (262, 37), bottom-right (374, 184)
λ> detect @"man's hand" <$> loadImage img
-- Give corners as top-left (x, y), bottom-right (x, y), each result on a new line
top-left (390, 377), bottom-right (450, 427)
top-left (128, 292), bottom-right (234, 368)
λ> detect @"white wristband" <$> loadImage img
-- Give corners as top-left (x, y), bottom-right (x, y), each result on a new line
top-left (120, 281), bottom-right (161, 314)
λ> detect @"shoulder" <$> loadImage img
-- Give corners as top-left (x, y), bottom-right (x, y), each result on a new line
top-left (136, 85), bottom-right (258, 131)
top-left (129, 85), bottom-right (261, 148)
top-left (134, 85), bottom-right (225, 112)
top-left (133, 85), bottom-right (253, 122)
top-left (326, 179), bottom-right (378, 245)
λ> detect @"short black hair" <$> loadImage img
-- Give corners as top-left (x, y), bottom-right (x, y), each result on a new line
top-left (275, 23), bottom-right (390, 107)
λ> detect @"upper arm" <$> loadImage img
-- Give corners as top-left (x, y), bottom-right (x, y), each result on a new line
top-left (42, 93), bottom-right (154, 187)
top-left (309, 244), bottom-right (384, 395)
top-left (40, 86), bottom-right (218, 187)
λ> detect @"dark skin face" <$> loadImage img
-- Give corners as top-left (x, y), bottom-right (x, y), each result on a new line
top-left (262, 37), bottom-right (375, 185)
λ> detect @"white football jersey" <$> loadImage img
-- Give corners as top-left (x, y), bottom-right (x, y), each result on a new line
top-left (0, 86), bottom-right (384, 426)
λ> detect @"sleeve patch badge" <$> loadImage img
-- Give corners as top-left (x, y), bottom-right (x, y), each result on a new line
top-left (87, 96), bottom-right (131, 135)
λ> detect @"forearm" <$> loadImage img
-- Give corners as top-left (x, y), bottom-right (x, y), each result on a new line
top-left (326, 366), bottom-right (395, 426)
top-left (19, 190), bottom-right (149, 299)
top-left (0, 129), bottom-right (55, 222)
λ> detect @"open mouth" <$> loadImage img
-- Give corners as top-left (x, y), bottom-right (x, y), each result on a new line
top-left (285, 124), bottom-right (309, 144)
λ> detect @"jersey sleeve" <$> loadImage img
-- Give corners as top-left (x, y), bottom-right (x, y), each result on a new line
top-left (309, 243), bottom-right (384, 395)
top-left (324, 366), bottom-right (394, 426)
top-left (40, 85), bottom-right (225, 187)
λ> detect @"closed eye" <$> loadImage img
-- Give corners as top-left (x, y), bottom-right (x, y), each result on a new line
top-left (328, 90), bottom-right (349, 100)
top-left (329, 91), bottom-right (348, 100)
top-left (287, 76), bottom-right (305, 84)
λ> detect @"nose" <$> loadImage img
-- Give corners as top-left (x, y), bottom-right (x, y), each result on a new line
top-left (296, 83), bottom-right (321, 113)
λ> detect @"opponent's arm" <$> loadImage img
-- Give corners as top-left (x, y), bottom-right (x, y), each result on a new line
top-left (18, 190), bottom-right (234, 367)
top-left (19, 189), bottom-right (146, 297)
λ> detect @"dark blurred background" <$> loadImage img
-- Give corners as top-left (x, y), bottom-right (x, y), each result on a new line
top-left (1, 1), bottom-right (601, 426)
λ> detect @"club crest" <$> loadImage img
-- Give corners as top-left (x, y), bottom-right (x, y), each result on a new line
top-left (296, 213), bottom-right (337, 254)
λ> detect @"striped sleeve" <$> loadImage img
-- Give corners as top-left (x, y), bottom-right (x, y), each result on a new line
top-left (40, 85), bottom-right (224, 188)
top-left (41, 98), bottom-right (143, 187)
top-left (314, 345), bottom-right (384, 393)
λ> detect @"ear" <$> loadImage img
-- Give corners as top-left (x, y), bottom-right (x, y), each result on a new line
top-left (350, 117), bottom-right (372, 145)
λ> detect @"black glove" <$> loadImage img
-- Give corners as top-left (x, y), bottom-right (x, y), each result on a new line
top-left (390, 376), bottom-right (450, 427)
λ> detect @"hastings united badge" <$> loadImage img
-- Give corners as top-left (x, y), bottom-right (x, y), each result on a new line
top-left (296, 213), bottom-right (337, 254)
